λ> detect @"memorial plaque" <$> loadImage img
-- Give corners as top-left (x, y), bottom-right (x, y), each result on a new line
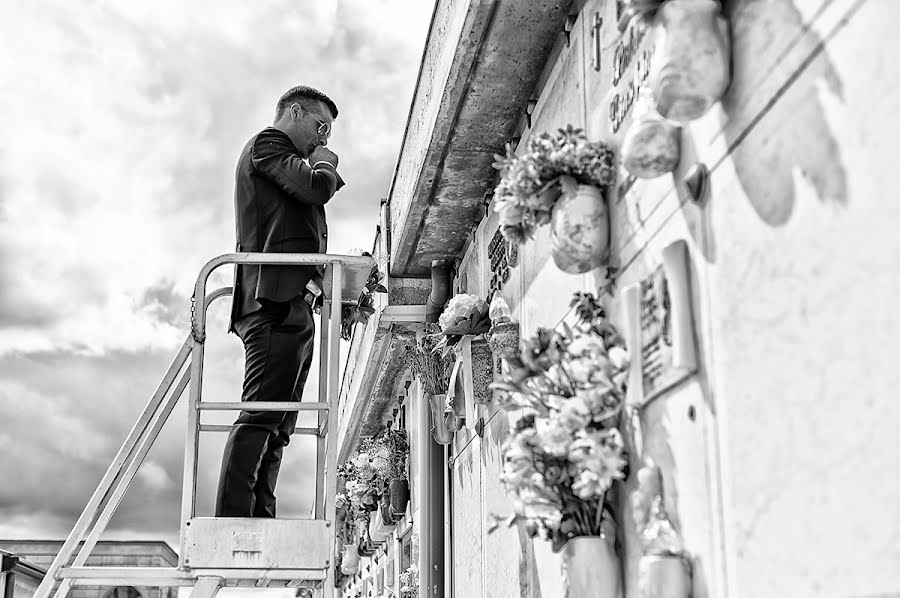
top-left (622, 240), bottom-right (699, 407)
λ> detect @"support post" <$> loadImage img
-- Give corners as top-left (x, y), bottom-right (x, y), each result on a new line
top-left (315, 301), bottom-right (331, 519)
top-left (180, 336), bottom-right (205, 566)
top-left (324, 263), bottom-right (343, 596)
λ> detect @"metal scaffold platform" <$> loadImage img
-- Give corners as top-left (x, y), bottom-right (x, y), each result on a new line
top-left (32, 253), bottom-right (375, 598)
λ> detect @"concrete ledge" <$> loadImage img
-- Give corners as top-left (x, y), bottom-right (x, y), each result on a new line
top-left (388, 0), bottom-right (576, 276)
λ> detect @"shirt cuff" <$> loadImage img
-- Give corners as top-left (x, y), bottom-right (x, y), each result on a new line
top-left (311, 160), bottom-right (338, 171)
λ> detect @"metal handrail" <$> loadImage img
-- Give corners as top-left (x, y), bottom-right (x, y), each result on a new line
top-left (190, 252), bottom-right (373, 343)
top-left (180, 252), bottom-right (348, 591)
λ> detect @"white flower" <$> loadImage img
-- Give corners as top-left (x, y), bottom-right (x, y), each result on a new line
top-left (438, 293), bottom-right (485, 331)
top-left (567, 335), bottom-right (605, 357)
top-left (608, 345), bottom-right (629, 370)
top-left (535, 418), bottom-right (573, 457)
top-left (568, 429), bottom-right (626, 499)
top-left (555, 395), bottom-right (591, 430)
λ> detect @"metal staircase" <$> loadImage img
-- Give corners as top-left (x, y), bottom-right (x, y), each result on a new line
top-left (31, 253), bottom-right (375, 598)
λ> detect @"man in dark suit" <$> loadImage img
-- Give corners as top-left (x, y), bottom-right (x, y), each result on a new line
top-left (216, 85), bottom-right (344, 518)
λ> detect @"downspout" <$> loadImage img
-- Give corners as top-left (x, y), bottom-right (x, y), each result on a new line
top-left (419, 260), bottom-right (452, 598)
top-left (425, 260), bottom-right (452, 323)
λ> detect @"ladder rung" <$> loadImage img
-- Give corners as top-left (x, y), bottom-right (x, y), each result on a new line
top-left (200, 424), bottom-right (320, 435)
top-left (198, 402), bottom-right (329, 412)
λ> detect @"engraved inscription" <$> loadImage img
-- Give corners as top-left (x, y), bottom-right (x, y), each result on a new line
top-left (609, 48), bottom-right (653, 133)
top-left (488, 227), bottom-right (515, 297)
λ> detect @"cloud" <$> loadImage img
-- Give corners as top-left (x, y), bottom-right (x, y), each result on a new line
top-left (0, 0), bottom-right (433, 356)
top-left (0, 0), bottom-right (434, 539)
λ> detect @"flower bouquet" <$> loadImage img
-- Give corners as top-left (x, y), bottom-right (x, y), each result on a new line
top-left (492, 126), bottom-right (615, 273)
top-left (489, 292), bottom-right (630, 553)
top-left (336, 436), bottom-right (392, 518)
top-left (341, 264), bottom-right (388, 341)
top-left (407, 328), bottom-right (456, 444)
top-left (435, 293), bottom-right (492, 354)
top-left (385, 429), bottom-right (411, 521)
top-left (435, 294), bottom-right (495, 414)
top-left (489, 292), bottom-right (629, 595)
top-left (399, 564), bottom-right (419, 597)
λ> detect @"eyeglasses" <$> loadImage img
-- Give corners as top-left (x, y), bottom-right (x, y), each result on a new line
top-left (294, 104), bottom-right (331, 141)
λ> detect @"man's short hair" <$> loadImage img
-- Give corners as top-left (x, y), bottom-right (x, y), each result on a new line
top-left (275, 85), bottom-right (338, 120)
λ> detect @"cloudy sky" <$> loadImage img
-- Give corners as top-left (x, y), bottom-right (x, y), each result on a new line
top-left (0, 0), bottom-right (433, 546)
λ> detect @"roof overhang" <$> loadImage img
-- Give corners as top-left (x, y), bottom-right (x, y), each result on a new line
top-left (388, 0), bottom-right (576, 276)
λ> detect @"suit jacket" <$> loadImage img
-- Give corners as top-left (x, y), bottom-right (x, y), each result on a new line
top-left (229, 127), bottom-right (345, 332)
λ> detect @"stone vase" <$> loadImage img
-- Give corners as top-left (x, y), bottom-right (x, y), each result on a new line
top-left (369, 504), bottom-right (395, 543)
top-left (389, 478), bottom-right (410, 522)
top-left (487, 321), bottom-right (520, 362)
top-left (428, 393), bottom-right (454, 445)
top-left (638, 555), bottom-right (692, 598)
top-left (340, 545), bottom-right (359, 574)
top-left (622, 89), bottom-right (681, 179)
top-left (550, 184), bottom-right (610, 273)
top-left (470, 336), bottom-right (494, 405)
top-left (562, 535), bottom-right (622, 598)
top-left (650, 0), bottom-right (731, 122)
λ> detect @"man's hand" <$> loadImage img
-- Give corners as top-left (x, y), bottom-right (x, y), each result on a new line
top-left (310, 146), bottom-right (339, 168)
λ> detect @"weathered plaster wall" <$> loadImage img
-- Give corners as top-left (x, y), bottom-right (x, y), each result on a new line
top-left (449, 0), bottom-right (900, 597)
top-left (448, 7), bottom-right (594, 597)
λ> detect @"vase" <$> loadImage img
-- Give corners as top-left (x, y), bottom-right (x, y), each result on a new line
top-left (649, 0), bottom-right (731, 122)
top-left (389, 478), bottom-right (410, 521)
top-left (379, 497), bottom-right (392, 526)
top-left (369, 504), bottom-right (395, 543)
top-left (487, 321), bottom-right (520, 361)
top-left (550, 184), bottom-right (610, 273)
top-left (562, 535), bottom-right (622, 598)
top-left (428, 393), bottom-right (454, 445)
top-left (470, 337), bottom-right (494, 404)
top-left (622, 89), bottom-right (681, 179)
top-left (638, 554), bottom-right (692, 598)
top-left (340, 545), bottom-right (359, 574)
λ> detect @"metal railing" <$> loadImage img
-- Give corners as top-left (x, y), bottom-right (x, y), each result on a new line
top-left (32, 253), bottom-right (373, 598)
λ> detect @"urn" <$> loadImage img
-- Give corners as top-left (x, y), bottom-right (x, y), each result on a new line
top-left (649, 0), bottom-right (731, 122)
top-left (550, 184), bottom-right (610, 273)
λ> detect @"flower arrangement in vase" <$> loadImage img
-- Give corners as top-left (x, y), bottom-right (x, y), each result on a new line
top-left (336, 435), bottom-right (392, 517)
top-left (493, 126), bottom-right (616, 273)
top-left (407, 327), bottom-right (456, 444)
top-left (341, 264), bottom-right (388, 341)
top-left (399, 564), bottom-right (419, 597)
top-left (489, 291), bottom-right (629, 597)
top-left (385, 429), bottom-right (411, 521)
top-left (435, 293), bottom-right (494, 415)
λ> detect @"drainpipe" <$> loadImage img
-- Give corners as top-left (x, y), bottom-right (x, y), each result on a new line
top-left (419, 260), bottom-right (451, 598)
top-left (425, 260), bottom-right (452, 324)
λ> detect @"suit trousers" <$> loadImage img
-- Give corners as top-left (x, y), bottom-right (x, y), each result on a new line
top-left (215, 298), bottom-right (315, 517)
